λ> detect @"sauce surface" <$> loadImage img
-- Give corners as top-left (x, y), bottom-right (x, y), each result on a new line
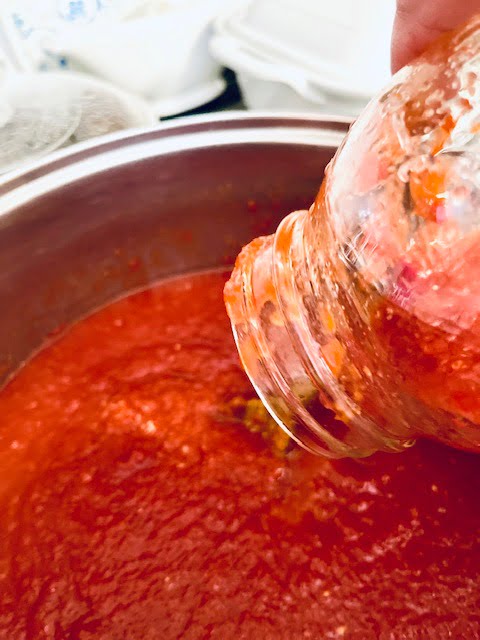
top-left (1, 271), bottom-right (480, 639)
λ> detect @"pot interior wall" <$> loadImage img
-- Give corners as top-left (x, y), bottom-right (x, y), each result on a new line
top-left (0, 132), bottom-right (338, 385)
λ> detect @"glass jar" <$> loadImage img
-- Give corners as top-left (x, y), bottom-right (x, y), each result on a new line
top-left (225, 16), bottom-right (480, 458)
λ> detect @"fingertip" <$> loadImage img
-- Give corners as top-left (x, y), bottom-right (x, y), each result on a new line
top-left (390, 12), bottom-right (413, 74)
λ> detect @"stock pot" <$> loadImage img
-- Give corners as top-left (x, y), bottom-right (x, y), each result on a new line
top-left (0, 113), bottom-right (348, 384)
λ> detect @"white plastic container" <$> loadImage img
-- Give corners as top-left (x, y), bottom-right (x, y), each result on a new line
top-left (211, 0), bottom-right (395, 115)
top-left (210, 34), bottom-right (367, 116)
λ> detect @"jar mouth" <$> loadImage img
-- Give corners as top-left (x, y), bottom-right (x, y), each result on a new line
top-left (226, 212), bottom-right (412, 459)
top-left (228, 288), bottom-right (356, 458)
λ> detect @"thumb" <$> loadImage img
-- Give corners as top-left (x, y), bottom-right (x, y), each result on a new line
top-left (391, 0), bottom-right (480, 73)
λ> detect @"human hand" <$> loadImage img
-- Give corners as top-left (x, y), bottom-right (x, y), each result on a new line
top-left (391, 0), bottom-right (480, 72)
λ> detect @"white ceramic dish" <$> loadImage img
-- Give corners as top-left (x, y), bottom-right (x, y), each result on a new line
top-left (152, 77), bottom-right (226, 118)
top-left (2, 0), bottom-right (229, 117)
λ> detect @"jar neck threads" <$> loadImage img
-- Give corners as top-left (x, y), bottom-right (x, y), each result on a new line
top-left (226, 203), bottom-right (412, 458)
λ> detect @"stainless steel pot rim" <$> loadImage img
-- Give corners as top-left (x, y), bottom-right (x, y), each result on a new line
top-left (0, 111), bottom-right (351, 215)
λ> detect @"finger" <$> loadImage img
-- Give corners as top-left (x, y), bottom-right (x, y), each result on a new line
top-left (391, 0), bottom-right (480, 72)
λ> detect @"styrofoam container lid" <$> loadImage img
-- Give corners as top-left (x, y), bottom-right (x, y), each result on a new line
top-left (210, 31), bottom-right (372, 107)
top-left (216, 0), bottom-right (395, 98)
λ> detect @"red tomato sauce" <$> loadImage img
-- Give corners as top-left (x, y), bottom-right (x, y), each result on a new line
top-left (1, 270), bottom-right (480, 639)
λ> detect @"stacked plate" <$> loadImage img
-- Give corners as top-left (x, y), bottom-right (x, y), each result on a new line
top-left (1, 0), bottom-right (230, 118)
top-left (210, 0), bottom-right (396, 116)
